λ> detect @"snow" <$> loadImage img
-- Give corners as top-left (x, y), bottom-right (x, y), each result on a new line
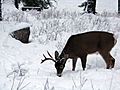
top-left (0, 0), bottom-right (120, 90)
top-left (57, 0), bottom-right (118, 12)
top-left (97, 0), bottom-right (118, 12)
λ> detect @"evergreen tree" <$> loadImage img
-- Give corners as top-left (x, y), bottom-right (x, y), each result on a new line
top-left (87, 0), bottom-right (96, 14)
top-left (22, 0), bottom-right (54, 10)
top-left (78, 0), bottom-right (96, 14)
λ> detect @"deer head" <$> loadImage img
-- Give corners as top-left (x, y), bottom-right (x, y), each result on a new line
top-left (41, 51), bottom-right (68, 77)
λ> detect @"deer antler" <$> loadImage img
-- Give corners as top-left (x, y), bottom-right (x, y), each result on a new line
top-left (47, 51), bottom-right (53, 58)
top-left (41, 51), bottom-right (56, 63)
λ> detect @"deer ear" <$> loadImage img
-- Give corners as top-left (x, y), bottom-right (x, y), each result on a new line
top-left (55, 51), bottom-right (59, 59)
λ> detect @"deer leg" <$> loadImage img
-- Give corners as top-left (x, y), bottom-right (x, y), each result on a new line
top-left (99, 52), bottom-right (111, 69)
top-left (108, 53), bottom-right (115, 68)
top-left (72, 58), bottom-right (77, 71)
top-left (81, 55), bottom-right (87, 70)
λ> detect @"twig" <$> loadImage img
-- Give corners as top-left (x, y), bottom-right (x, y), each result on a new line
top-left (19, 82), bottom-right (31, 90)
top-left (109, 73), bottom-right (114, 90)
top-left (72, 77), bottom-right (77, 88)
top-left (11, 73), bottom-right (16, 90)
top-left (17, 77), bottom-right (26, 90)
top-left (91, 80), bottom-right (95, 90)
top-left (79, 70), bottom-right (82, 90)
top-left (44, 78), bottom-right (49, 90)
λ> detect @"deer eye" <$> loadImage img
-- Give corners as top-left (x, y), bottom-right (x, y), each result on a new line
top-left (60, 65), bottom-right (64, 69)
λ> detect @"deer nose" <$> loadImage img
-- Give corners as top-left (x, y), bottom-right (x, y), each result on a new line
top-left (57, 74), bottom-right (62, 77)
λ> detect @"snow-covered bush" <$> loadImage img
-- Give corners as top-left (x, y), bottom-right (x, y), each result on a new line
top-left (3, 10), bottom-right (29, 22)
top-left (3, 8), bottom-right (120, 49)
top-left (7, 63), bottom-right (29, 90)
top-left (30, 10), bottom-right (120, 45)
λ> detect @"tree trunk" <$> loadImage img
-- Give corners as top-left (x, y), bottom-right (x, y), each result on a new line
top-left (15, 0), bottom-right (19, 9)
top-left (118, 0), bottom-right (120, 14)
top-left (87, 0), bottom-right (96, 14)
top-left (0, 0), bottom-right (2, 21)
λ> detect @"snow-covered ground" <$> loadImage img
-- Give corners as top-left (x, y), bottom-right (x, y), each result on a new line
top-left (1, 0), bottom-right (120, 90)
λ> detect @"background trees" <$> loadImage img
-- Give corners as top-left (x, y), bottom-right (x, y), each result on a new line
top-left (16, 0), bottom-right (56, 10)
top-left (78, 0), bottom-right (96, 14)
top-left (87, 0), bottom-right (96, 14)
top-left (22, 0), bottom-right (51, 9)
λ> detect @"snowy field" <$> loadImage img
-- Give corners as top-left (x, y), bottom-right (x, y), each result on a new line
top-left (1, 0), bottom-right (120, 90)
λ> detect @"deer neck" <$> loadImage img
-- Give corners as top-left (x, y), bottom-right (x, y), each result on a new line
top-left (59, 51), bottom-right (69, 61)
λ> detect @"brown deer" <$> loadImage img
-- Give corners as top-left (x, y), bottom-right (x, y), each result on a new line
top-left (41, 31), bottom-right (117, 77)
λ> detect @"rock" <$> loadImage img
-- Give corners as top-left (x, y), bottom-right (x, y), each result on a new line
top-left (10, 27), bottom-right (30, 43)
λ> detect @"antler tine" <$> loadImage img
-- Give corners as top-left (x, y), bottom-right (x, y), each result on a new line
top-left (41, 53), bottom-right (56, 63)
top-left (41, 59), bottom-right (46, 63)
top-left (47, 51), bottom-right (53, 59)
top-left (43, 54), bottom-right (46, 59)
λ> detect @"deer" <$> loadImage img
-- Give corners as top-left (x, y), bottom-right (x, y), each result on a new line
top-left (41, 31), bottom-right (117, 77)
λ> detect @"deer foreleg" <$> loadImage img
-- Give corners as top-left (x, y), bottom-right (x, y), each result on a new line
top-left (72, 58), bottom-right (77, 71)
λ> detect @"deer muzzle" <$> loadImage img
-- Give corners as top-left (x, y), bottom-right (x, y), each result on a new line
top-left (57, 73), bottom-right (62, 77)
